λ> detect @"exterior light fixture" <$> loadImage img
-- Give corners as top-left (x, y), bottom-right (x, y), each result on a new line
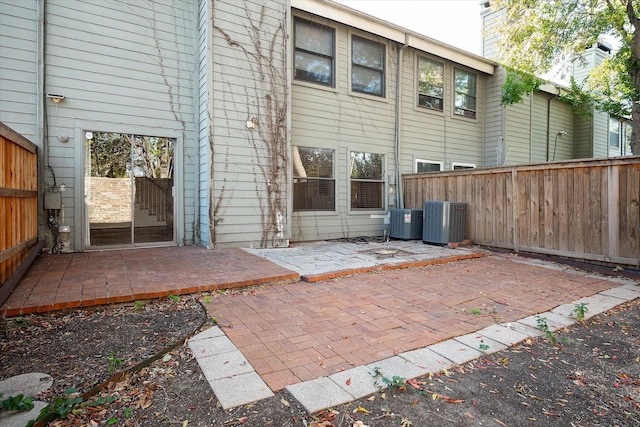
top-left (47, 93), bottom-right (65, 103)
top-left (246, 116), bottom-right (257, 130)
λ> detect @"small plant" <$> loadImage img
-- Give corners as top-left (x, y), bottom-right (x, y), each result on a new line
top-left (469, 307), bottom-right (481, 315)
top-left (536, 315), bottom-right (556, 344)
top-left (108, 352), bottom-right (124, 375)
top-left (204, 296), bottom-right (212, 304)
top-left (370, 367), bottom-right (407, 391)
top-left (572, 302), bottom-right (589, 322)
top-left (211, 316), bottom-right (218, 325)
top-left (134, 300), bottom-right (145, 311)
top-left (27, 389), bottom-right (116, 426)
top-left (479, 343), bottom-right (490, 353)
top-left (168, 294), bottom-right (180, 302)
top-left (124, 406), bottom-right (134, 418)
top-left (0, 393), bottom-right (34, 412)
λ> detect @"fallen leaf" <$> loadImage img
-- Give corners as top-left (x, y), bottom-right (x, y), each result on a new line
top-left (353, 405), bottom-right (370, 414)
top-left (465, 412), bottom-right (475, 419)
top-left (345, 378), bottom-right (351, 386)
top-left (494, 418), bottom-right (507, 426)
top-left (281, 397), bottom-right (290, 407)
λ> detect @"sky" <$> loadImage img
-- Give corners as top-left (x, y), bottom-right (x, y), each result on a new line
top-left (333, 0), bottom-right (483, 55)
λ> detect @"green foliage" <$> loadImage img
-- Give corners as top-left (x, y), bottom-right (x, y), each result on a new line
top-left (108, 352), bottom-right (124, 375)
top-left (370, 367), bottom-right (407, 391)
top-left (0, 393), bottom-right (34, 412)
top-left (204, 296), bottom-right (212, 304)
top-left (479, 343), bottom-right (490, 353)
top-left (572, 302), bottom-right (589, 322)
top-left (501, 68), bottom-right (542, 105)
top-left (535, 315), bottom-right (556, 344)
top-left (558, 77), bottom-right (594, 119)
top-left (168, 294), bottom-right (180, 302)
top-left (27, 389), bottom-right (116, 426)
top-left (469, 307), bottom-right (482, 315)
top-left (134, 300), bottom-right (145, 311)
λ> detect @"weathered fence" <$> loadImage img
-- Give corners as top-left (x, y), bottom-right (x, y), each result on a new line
top-left (403, 157), bottom-right (640, 267)
top-left (0, 122), bottom-right (40, 305)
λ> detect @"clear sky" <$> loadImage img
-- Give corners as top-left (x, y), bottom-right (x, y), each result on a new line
top-left (334, 0), bottom-right (483, 55)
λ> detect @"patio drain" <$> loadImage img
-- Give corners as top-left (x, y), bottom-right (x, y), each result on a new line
top-left (359, 248), bottom-right (414, 259)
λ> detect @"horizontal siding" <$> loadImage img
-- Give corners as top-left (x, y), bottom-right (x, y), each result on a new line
top-left (41, 0), bottom-right (199, 250)
top-left (0, 0), bottom-right (38, 142)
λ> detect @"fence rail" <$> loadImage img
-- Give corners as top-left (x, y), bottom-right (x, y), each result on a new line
top-left (403, 157), bottom-right (640, 267)
top-left (0, 122), bottom-right (39, 295)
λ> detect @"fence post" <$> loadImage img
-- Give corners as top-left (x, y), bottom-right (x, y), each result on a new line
top-left (511, 167), bottom-right (519, 252)
top-left (607, 164), bottom-right (619, 260)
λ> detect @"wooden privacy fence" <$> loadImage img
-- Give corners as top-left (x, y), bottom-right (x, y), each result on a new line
top-left (1, 122), bottom-right (40, 306)
top-left (403, 157), bottom-right (640, 267)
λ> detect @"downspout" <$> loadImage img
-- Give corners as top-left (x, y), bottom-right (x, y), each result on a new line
top-left (394, 34), bottom-right (409, 209)
top-left (37, 0), bottom-right (46, 237)
top-left (545, 95), bottom-right (552, 161)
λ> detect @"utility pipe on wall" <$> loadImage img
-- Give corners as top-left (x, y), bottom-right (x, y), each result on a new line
top-left (394, 34), bottom-right (409, 209)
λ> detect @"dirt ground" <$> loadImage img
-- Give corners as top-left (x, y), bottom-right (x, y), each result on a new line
top-left (1, 270), bottom-right (638, 427)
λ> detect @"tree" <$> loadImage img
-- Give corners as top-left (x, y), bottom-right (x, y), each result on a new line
top-left (491, 0), bottom-right (640, 155)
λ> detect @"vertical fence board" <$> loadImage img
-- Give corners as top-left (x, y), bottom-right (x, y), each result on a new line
top-left (0, 123), bottom-right (38, 286)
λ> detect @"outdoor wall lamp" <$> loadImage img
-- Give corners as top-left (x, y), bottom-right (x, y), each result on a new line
top-left (553, 130), bottom-right (568, 161)
top-left (246, 116), bottom-right (258, 130)
top-left (47, 93), bottom-right (65, 103)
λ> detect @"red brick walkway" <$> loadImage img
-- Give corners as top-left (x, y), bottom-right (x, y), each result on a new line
top-left (0, 246), bottom-right (298, 317)
top-left (202, 255), bottom-right (623, 391)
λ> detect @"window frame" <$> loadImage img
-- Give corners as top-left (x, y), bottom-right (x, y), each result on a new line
top-left (609, 116), bottom-right (620, 148)
top-left (351, 35), bottom-right (386, 98)
top-left (452, 162), bottom-right (476, 170)
top-left (293, 17), bottom-right (335, 87)
top-left (292, 146), bottom-right (336, 212)
top-left (349, 151), bottom-right (385, 211)
top-left (417, 56), bottom-right (445, 111)
top-left (414, 159), bottom-right (443, 173)
top-left (454, 68), bottom-right (477, 119)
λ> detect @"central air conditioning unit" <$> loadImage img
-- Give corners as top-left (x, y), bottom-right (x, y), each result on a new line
top-left (423, 201), bottom-right (466, 244)
top-left (389, 208), bottom-right (423, 240)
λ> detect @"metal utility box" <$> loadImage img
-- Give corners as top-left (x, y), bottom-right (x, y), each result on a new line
top-left (423, 201), bottom-right (466, 244)
top-left (44, 191), bottom-right (62, 210)
top-left (390, 208), bottom-right (423, 240)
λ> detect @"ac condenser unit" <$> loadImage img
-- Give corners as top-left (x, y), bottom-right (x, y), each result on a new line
top-left (389, 209), bottom-right (423, 240)
top-left (423, 201), bottom-right (466, 244)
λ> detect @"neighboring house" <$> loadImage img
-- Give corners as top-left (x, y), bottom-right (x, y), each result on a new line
top-left (0, 0), bottom-right (630, 252)
top-left (480, 1), bottom-right (634, 165)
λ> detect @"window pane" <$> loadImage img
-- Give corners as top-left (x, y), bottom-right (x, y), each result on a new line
top-left (295, 147), bottom-right (334, 178)
top-left (294, 18), bottom-right (333, 86)
top-left (352, 67), bottom-right (383, 95)
top-left (609, 117), bottom-right (620, 147)
top-left (350, 152), bottom-right (383, 179)
top-left (351, 181), bottom-right (383, 209)
top-left (455, 69), bottom-right (477, 118)
top-left (417, 162), bottom-right (441, 172)
top-left (293, 179), bottom-right (335, 211)
top-left (295, 20), bottom-right (333, 56)
top-left (295, 52), bottom-right (332, 84)
top-left (418, 58), bottom-right (444, 110)
top-left (352, 36), bottom-right (384, 70)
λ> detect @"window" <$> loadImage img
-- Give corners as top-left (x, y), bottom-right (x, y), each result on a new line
top-left (293, 147), bottom-right (335, 211)
top-left (609, 117), bottom-right (620, 148)
top-left (350, 152), bottom-right (384, 210)
top-left (294, 18), bottom-right (334, 86)
top-left (415, 159), bottom-right (442, 173)
top-left (454, 69), bottom-right (477, 118)
top-left (417, 57), bottom-right (444, 110)
top-left (624, 122), bottom-right (633, 155)
top-left (452, 163), bottom-right (476, 170)
top-left (351, 36), bottom-right (385, 96)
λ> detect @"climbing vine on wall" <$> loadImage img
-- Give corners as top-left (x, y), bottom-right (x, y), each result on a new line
top-left (213, 2), bottom-right (289, 248)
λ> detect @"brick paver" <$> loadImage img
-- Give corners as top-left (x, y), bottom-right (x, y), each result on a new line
top-left (0, 246), bottom-right (298, 317)
top-left (202, 255), bottom-right (623, 391)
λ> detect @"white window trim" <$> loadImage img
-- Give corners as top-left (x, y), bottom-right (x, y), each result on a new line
top-left (414, 159), bottom-right (443, 173)
top-left (452, 162), bottom-right (476, 170)
top-left (453, 67), bottom-right (478, 120)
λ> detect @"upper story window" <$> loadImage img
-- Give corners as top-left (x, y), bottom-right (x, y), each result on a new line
top-left (350, 152), bottom-right (385, 210)
top-left (454, 69), bottom-right (477, 119)
top-left (294, 18), bottom-right (335, 86)
top-left (417, 57), bottom-right (444, 111)
top-left (609, 117), bottom-right (620, 147)
top-left (351, 36), bottom-right (385, 97)
top-left (293, 146), bottom-right (335, 211)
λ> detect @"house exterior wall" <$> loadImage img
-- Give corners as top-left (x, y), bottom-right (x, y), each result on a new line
top-left (1, 0), bottom-right (200, 252)
top-left (197, 0), bottom-right (212, 247)
top-left (289, 8), bottom-right (490, 242)
top-left (208, 0), bottom-right (290, 248)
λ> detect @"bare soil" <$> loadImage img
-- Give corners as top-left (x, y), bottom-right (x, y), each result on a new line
top-left (1, 277), bottom-right (638, 427)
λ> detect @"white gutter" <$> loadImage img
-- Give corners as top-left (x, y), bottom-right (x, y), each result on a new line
top-left (395, 34), bottom-right (409, 209)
